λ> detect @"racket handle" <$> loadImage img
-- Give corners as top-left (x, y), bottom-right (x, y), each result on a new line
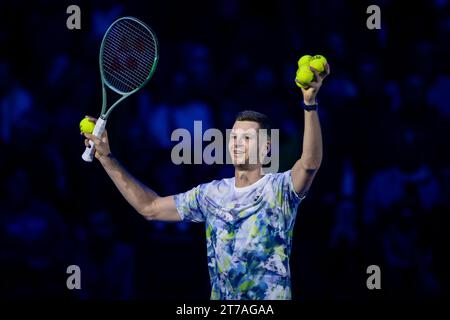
top-left (82, 117), bottom-right (107, 162)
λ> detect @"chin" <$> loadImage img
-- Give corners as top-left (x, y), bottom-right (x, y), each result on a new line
top-left (233, 163), bottom-right (251, 170)
top-left (233, 162), bottom-right (262, 171)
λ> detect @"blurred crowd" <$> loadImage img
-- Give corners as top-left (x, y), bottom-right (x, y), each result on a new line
top-left (0, 0), bottom-right (449, 299)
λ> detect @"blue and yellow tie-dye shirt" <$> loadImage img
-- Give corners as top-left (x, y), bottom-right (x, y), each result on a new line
top-left (173, 170), bottom-right (304, 300)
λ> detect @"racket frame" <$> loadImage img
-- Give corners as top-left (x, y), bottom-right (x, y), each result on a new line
top-left (82, 16), bottom-right (158, 162)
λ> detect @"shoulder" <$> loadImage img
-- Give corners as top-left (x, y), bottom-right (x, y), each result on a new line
top-left (266, 170), bottom-right (292, 184)
top-left (199, 177), bottom-right (234, 194)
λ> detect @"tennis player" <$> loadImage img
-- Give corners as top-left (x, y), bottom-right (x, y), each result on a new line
top-left (84, 64), bottom-right (329, 300)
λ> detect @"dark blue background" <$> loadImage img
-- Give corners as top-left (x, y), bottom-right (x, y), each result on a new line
top-left (0, 0), bottom-right (449, 300)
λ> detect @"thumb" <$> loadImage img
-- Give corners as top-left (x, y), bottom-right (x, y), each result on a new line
top-left (84, 132), bottom-right (101, 145)
top-left (101, 130), bottom-right (108, 143)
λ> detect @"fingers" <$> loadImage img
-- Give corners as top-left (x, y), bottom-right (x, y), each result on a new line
top-left (322, 63), bottom-right (330, 80)
top-left (295, 79), bottom-right (307, 89)
top-left (84, 133), bottom-right (102, 145)
top-left (85, 115), bottom-right (97, 123)
top-left (100, 130), bottom-right (108, 143)
top-left (309, 66), bottom-right (322, 84)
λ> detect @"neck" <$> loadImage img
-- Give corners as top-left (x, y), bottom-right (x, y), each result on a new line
top-left (234, 166), bottom-right (264, 188)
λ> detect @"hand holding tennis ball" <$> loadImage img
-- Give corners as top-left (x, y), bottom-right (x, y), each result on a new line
top-left (295, 54), bottom-right (330, 104)
top-left (81, 116), bottom-right (111, 161)
top-left (294, 54), bottom-right (329, 89)
top-left (80, 117), bottom-right (95, 134)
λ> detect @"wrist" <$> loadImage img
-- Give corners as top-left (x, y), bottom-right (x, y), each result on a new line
top-left (302, 100), bottom-right (318, 111)
top-left (303, 99), bottom-right (317, 106)
top-left (99, 152), bottom-right (114, 166)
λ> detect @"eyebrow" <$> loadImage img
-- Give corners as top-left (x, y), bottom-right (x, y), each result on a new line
top-left (230, 129), bottom-right (258, 134)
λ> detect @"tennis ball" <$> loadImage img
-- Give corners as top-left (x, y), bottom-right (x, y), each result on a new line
top-left (295, 80), bottom-right (305, 89)
top-left (310, 55), bottom-right (327, 73)
top-left (295, 64), bottom-right (314, 87)
top-left (80, 118), bottom-right (95, 134)
top-left (297, 55), bottom-right (312, 67)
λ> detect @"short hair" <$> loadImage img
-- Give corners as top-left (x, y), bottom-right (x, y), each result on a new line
top-left (234, 110), bottom-right (272, 137)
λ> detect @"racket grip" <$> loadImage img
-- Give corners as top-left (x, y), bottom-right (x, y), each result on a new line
top-left (82, 117), bottom-right (107, 162)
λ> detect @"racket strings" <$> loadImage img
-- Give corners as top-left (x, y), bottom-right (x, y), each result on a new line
top-left (108, 24), bottom-right (156, 59)
top-left (104, 22), bottom-right (155, 75)
top-left (103, 46), bottom-right (152, 80)
top-left (101, 18), bottom-right (157, 93)
top-left (103, 34), bottom-right (154, 90)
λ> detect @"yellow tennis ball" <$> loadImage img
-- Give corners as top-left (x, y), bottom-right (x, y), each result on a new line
top-left (80, 118), bottom-right (95, 134)
top-left (297, 55), bottom-right (312, 67)
top-left (313, 54), bottom-right (327, 65)
top-left (295, 65), bottom-right (314, 87)
top-left (295, 80), bottom-right (305, 89)
top-left (310, 55), bottom-right (327, 73)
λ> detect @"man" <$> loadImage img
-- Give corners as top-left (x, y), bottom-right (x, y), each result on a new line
top-left (83, 64), bottom-right (329, 299)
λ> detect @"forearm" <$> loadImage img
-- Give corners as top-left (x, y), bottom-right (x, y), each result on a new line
top-left (291, 62), bottom-right (328, 194)
top-left (99, 155), bottom-right (158, 214)
top-left (300, 109), bottom-right (323, 170)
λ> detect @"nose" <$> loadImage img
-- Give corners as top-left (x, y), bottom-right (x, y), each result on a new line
top-left (234, 138), bottom-right (245, 149)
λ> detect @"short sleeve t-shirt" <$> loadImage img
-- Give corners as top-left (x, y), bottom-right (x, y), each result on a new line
top-left (173, 170), bottom-right (304, 300)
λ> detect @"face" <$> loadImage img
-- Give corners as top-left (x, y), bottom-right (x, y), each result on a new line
top-left (228, 121), bottom-right (270, 169)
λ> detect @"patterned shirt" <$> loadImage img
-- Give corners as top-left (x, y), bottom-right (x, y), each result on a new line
top-left (173, 170), bottom-right (304, 300)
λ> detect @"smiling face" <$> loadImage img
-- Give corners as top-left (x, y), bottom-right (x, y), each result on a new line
top-left (228, 120), bottom-right (270, 170)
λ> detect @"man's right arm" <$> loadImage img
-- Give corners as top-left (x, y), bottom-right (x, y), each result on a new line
top-left (83, 125), bottom-right (181, 222)
top-left (99, 155), bottom-right (181, 222)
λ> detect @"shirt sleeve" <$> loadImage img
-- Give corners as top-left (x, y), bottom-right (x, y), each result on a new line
top-left (276, 170), bottom-right (306, 224)
top-left (173, 184), bottom-right (206, 223)
top-left (281, 170), bottom-right (305, 202)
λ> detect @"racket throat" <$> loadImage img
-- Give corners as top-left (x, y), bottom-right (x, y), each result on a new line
top-left (93, 117), bottom-right (107, 138)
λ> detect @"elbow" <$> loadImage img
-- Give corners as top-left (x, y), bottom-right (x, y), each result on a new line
top-left (141, 211), bottom-right (156, 221)
top-left (300, 158), bottom-right (322, 172)
top-left (137, 200), bottom-right (157, 221)
top-left (305, 163), bottom-right (321, 172)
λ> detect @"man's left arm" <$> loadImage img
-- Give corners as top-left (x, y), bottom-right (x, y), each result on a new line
top-left (291, 63), bottom-right (330, 197)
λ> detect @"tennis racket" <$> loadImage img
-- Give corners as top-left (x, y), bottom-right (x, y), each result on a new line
top-left (82, 16), bottom-right (158, 162)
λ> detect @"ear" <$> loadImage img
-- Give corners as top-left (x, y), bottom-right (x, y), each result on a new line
top-left (260, 139), bottom-right (271, 159)
top-left (266, 140), bottom-right (271, 154)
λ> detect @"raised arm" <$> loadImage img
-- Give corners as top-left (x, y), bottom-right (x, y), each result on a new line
top-left (83, 118), bottom-right (181, 222)
top-left (292, 64), bottom-right (330, 197)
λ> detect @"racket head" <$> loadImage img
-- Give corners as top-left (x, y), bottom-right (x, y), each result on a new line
top-left (99, 16), bottom-right (159, 96)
